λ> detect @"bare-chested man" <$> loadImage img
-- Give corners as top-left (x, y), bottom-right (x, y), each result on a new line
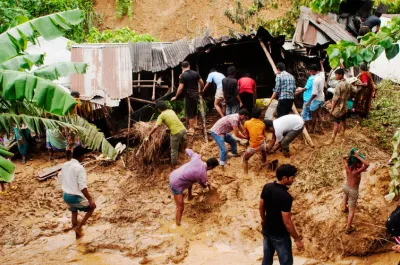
top-left (342, 149), bottom-right (369, 234)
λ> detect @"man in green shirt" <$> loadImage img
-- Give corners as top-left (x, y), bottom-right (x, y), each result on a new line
top-left (148, 101), bottom-right (187, 165)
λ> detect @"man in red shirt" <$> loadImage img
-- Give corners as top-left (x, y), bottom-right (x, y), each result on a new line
top-left (238, 73), bottom-right (256, 114)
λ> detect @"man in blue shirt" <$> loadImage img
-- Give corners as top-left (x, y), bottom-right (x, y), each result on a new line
top-left (202, 69), bottom-right (226, 117)
top-left (296, 64), bottom-right (317, 128)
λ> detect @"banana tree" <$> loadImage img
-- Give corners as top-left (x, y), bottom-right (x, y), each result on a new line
top-left (0, 9), bottom-right (117, 181)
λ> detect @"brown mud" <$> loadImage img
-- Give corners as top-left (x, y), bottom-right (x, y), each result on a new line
top-left (1, 112), bottom-right (399, 264)
top-left (94, 0), bottom-right (291, 41)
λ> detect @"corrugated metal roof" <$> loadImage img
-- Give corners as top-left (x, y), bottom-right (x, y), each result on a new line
top-left (294, 6), bottom-right (358, 46)
top-left (128, 29), bottom-right (268, 73)
top-left (70, 44), bottom-right (132, 107)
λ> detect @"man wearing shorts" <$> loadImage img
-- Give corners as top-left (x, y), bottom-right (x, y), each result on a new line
top-left (296, 64), bottom-right (317, 128)
top-left (325, 68), bottom-right (351, 145)
top-left (172, 61), bottom-right (204, 135)
top-left (342, 149), bottom-right (369, 234)
top-left (148, 101), bottom-right (186, 165)
top-left (59, 146), bottom-right (96, 239)
top-left (242, 108), bottom-right (267, 174)
top-left (169, 149), bottom-right (218, 226)
top-left (305, 61), bottom-right (325, 133)
top-left (202, 69), bottom-right (226, 117)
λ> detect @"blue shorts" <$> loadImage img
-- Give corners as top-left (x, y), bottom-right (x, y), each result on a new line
top-left (169, 183), bottom-right (182, 195)
top-left (63, 193), bottom-right (90, 212)
top-left (301, 103), bottom-right (312, 121)
top-left (310, 100), bottom-right (323, 112)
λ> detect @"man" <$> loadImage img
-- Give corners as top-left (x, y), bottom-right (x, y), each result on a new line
top-left (171, 61), bottom-right (204, 135)
top-left (238, 73), bottom-right (257, 115)
top-left (242, 108), bottom-right (267, 174)
top-left (148, 101), bottom-right (186, 165)
top-left (264, 114), bottom-right (304, 158)
top-left (169, 149), bottom-right (218, 226)
top-left (59, 146), bottom-right (96, 239)
top-left (202, 69), bottom-right (226, 117)
top-left (267, 62), bottom-right (296, 117)
top-left (359, 11), bottom-right (382, 36)
top-left (259, 164), bottom-right (304, 265)
top-left (305, 61), bottom-right (325, 133)
top-left (222, 66), bottom-right (243, 115)
top-left (210, 109), bottom-right (249, 167)
top-left (325, 68), bottom-right (351, 145)
top-left (296, 64), bottom-right (317, 128)
top-left (342, 149), bottom-right (369, 234)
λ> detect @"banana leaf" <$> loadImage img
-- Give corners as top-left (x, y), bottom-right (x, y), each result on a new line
top-left (0, 70), bottom-right (77, 115)
top-left (0, 113), bottom-right (117, 160)
top-left (0, 156), bottom-right (15, 182)
top-left (0, 9), bottom-right (83, 64)
top-left (0, 54), bottom-right (45, 71)
top-left (33, 62), bottom-right (87, 81)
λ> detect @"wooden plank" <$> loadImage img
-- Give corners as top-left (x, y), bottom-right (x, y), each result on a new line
top-left (132, 85), bottom-right (169, 89)
top-left (126, 97), bottom-right (132, 167)
top-left (259, 40), bottom-right (278, 74)
top-left (129, 97), bottom-right (156, 105)
top-left (196, 64), bottom-right (208, 143)
top-left (171, 68), bottom-right (175, 92)
top-left (36, 164), bottom-right (64, 178)
top-left (133, 80), bottom-right (164, 83)
top-left (291, 104), bottom-right (314, 147)
top-left (152, 73), bottom-right (157, 101)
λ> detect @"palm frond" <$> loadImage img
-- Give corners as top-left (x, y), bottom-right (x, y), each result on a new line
top-left (0, 113), bottom-right (117, 159)
top-left (0, 9), bottom-right (83, 64)
top-left (0, 70), bottom-right (77, 115)
top-left (0, 54), bottom-right (45, 71)
top-left (33, 62), bottom-right (87, 81)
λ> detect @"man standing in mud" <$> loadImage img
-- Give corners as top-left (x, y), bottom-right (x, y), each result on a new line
top-left (59, 146), bottom-right (96, 239)
top-left (259, 164), bottom-right (303, 265)
top-left (342, 149), bottom-right (369, 234)
top-left (169, 149), bottom-right (219, 226)
top-left (171, 61), bottom-right (204, 135)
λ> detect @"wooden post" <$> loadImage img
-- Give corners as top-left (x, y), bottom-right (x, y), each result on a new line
top-left (196, 64), bottom-right (208, 143)
top-left (259, 40), bottom-right (278, 74)
top-left (259, 39), bottom-right (314, 147)
top-left (130, 97), bottom-right (156, 105)
top-left (171, 68), bottom-right (175, 92)
top-left (126, 97), bottom-right (132, 167)
top-left (137, 73), bottom-right (141, 93)
top-left (152, 73), bottom-right (156, 101)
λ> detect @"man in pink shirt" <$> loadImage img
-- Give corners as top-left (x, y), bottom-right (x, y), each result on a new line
top-left (210, 109), bottom-right (249, 166)
top-left (169, 149), bottom-right (219, 226)
top-left (238, 73), bottom-right (256, 114)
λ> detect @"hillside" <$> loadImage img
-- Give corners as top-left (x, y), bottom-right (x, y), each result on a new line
top-left (94, 0), bottom-right (291, 41)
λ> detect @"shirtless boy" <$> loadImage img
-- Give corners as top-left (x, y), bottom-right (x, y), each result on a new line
top-left (342, 149), bottom-right (369, 234)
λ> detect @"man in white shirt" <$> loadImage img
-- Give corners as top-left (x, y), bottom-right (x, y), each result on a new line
top-left (264, 115), bottom-right (305, 157)
top-left (59, 146), bottom-right (96, 239)
top-left (305, 62), bottom-right (325, 133)
top-left (202, 69), bottom-right (226, 117)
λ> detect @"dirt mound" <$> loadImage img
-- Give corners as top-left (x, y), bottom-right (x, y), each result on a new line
top-left (0, 112), bottom-right (395, 264)
top-left (94, 0), bottom-right (291, 41)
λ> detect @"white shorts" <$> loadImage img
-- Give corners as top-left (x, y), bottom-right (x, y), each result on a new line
top-left (215, 88), bottom-right (224, 99)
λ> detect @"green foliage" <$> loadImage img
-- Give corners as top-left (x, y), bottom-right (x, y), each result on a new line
top-left (0, 0), bottom-right (98, 43)
top-left (327, 17), bottom-right (400, 68)
top-left (310, 0), bottom-right (344, 14)
top-left (33, 62), bottom-right (88, 81)
top-left (258, 0), bottom-right (312, 37)
top-left (86, 27), bottom-right (157, 43)
top-left (361, 80), bottom-right (400, 151)
top-left (386, 128), bottom-right (400, 201)
top-left (0, 54), bottom-right (45, 71)
top-left (116, 0), bottom-right (133, 19)
top-left (224, 0), bottom-right (269, 31)
top-left (375, 0), bottom-right (400, 14)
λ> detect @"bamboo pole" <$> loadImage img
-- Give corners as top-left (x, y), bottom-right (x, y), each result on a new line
top-left (152, 73), bottom-right (156, 101)
top-left (126, 97), bottom-right (131, 167)
top-left (137, 73), bottom-right (141, 93)
top-left (196, 64), bottom-right (208, 143)
top-left (259, 39), bottom-right (314, 147)
top-left (129, 97), bottom-right (156, 105)
top-left (132, 85), bottom-right (169, 89)
top-left (171, 68), bottom-right (175, 92)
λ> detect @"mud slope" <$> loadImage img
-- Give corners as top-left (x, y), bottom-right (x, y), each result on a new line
top-left (0, 112), bottom-right (395, 264)
top-left (94, 0), bottom-right (291, 41)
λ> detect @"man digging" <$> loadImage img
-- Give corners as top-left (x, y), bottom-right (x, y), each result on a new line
top-left (59, 146), bottom-right (96, 239)
top-left (342, 148), bottom-right (369, 234)
top-left (169, 149), bottom-right (218, 226)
